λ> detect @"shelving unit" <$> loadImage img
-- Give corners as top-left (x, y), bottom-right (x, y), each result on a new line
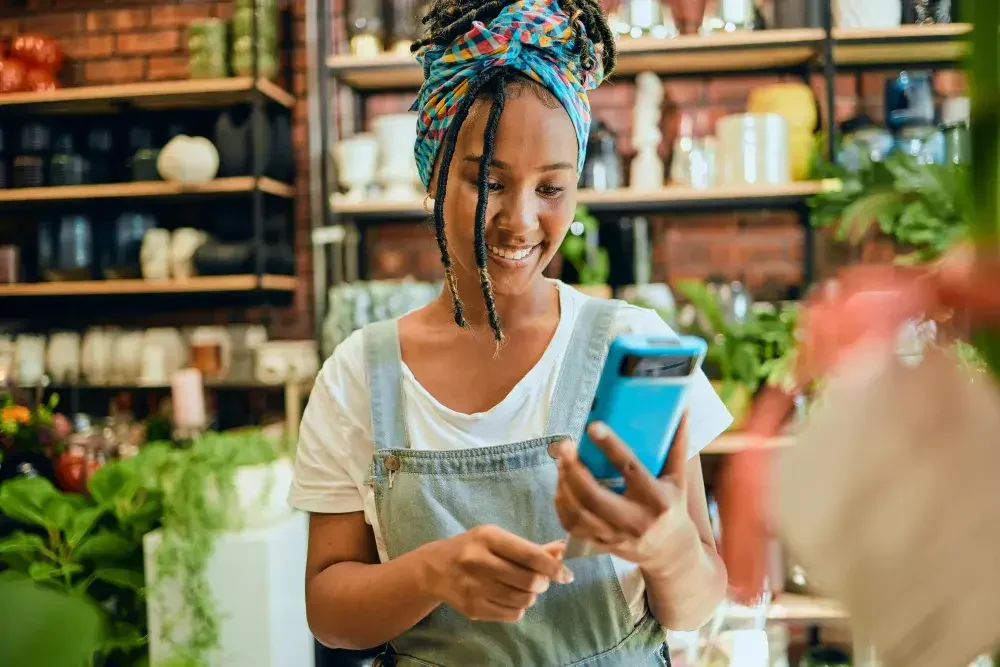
top-left (0, 5), bottom-right (297, 319)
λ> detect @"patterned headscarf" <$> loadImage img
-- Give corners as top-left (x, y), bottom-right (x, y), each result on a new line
top-left (410, 0), bottom-right (605, 190)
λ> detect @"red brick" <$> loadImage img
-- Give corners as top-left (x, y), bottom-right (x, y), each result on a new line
top-left (83, 57), bottom-right (146, 84)
top-left (149, 3), bottom-right (215, 28)
top-left (117, 29), bottom-right (181, 55)
top-left (59, 34), bottom-right (115, 60)
top-left (664, 81), bottom-right (704, 107)
top-left (706, 75), bottom-right (781, 105)
top-left (21, 12), bottom-right (84, 35)
top-left (86, 8), bottom-right (149, 32)
top-left (147, 55), bottom-right (190, 81)
top-left (935, 70), bottom-right (967, 96)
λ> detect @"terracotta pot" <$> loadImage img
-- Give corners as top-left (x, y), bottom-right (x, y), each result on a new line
top-left (0, 58), bottom-right (26, 93)
top-left (24, 67), bottom-right (57, 92)
top-left (10, 34), bottom-right (63, 74)
top-left (668, 0), bottom-right (708, 34)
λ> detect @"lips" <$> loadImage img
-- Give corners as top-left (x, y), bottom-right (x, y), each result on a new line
top-left (487, 244), bottom-right (538, 261)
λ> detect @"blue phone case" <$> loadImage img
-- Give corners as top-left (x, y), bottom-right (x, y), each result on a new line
top-left (576, 334), bottom-right (707, 494)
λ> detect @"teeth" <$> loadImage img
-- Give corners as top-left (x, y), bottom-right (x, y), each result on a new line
top-left (488, 244), bottom-right (534, 261)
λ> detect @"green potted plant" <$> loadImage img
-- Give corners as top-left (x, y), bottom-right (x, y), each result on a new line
top-left (0, 388), bottom-right (70, 484)
top-left (675, 280), bottom-right (800, 430)
top-left (558, 204), bottom-right (612, 298)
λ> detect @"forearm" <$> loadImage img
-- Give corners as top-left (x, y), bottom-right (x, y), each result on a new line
top-left (306, 541), bottom-right (445, 650)
top-left (641, 526), bottom-right (728, 631)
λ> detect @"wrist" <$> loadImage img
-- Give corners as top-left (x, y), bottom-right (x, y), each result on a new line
top-left (413, 537), bottom-right (455, 601)
top-left (636, 513), bottom-right (703, 581)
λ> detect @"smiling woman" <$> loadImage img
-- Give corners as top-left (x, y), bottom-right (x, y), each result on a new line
top-left (291, 1), bottom-right (732, 665)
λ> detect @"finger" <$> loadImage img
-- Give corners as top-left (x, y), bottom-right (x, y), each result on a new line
top-left (557, 447), bottom-right (666, 540)
top-left (466, 598), bottom-right (528, 623)
top-left (542, 540), bottom-right (566, 560)
top-left (585, 422), bottom-right (666, 512)
top-left (659, 413), bottom-right (689, 488)
top-left (485, 527), bottom-right (574, 584)
top-left (481, 579), bottom-right (537, 610)
top-left (480, 553), bottom-right (552, 594)
top-left (555, 474), bottom-right (636, 542)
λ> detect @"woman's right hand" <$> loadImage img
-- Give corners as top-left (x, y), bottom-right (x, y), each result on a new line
top-left (426, 525), bottom-right (574, 622)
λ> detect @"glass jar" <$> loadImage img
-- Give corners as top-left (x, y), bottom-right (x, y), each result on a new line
top-left (348, 0), bottom-right (385, 56)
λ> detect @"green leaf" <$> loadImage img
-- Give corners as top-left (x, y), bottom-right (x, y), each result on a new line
top-left (43, 495), bottom-right (78, 534)
top-left (92, 567), bottom-right (145, 593)
top-left (74, 530), bottom-right (137, 563)
top-left (0, 477), bottom-right (59, 530)
top-left (0, 531), bottom-right (47, 558)
top-left (839, 190), bottom-right (904, 243)
top-left (28, 561), bottom-right (59, 582)
top-left (0, 580), bottom-right (103, 667)
top-left (87, 461), bottom-right (139, 508)
top-left (65, 506), bottom-right (106, 548)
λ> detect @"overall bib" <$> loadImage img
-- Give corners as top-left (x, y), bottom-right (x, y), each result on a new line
top-left (363, 298), bottom-right (669, 666)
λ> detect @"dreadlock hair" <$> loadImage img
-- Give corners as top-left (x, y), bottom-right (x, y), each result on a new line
top-left (413, 0), bottom-right (617, 344)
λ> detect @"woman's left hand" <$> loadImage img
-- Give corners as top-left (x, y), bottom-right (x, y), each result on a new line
top-left (553, 416), bottom-right (696, 566)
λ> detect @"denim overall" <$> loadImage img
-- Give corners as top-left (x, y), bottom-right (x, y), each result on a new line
top-left (363, 298), bottom-right (669, 667)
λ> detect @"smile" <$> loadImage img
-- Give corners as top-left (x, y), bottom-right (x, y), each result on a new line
top-left (487, 244), bottom-right (539, 262)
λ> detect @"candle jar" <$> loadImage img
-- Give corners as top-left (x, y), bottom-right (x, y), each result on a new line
top-left (348, 0), bottom-right (385, 57)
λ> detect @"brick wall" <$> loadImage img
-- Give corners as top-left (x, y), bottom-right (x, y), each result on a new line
top-left (0, 0), bottom-right (312, 338)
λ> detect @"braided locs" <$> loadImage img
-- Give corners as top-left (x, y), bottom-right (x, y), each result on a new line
top-left (414, 0), bottom-right (616, 343)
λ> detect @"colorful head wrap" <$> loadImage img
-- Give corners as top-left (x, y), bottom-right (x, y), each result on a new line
top-left (410, 0), bottom-right (606, 190)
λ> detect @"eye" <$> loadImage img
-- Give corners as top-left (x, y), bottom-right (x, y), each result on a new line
top-left (537, 185), bottom-right (565, 199)
top-left (488, 180), bottom-right (503, 192)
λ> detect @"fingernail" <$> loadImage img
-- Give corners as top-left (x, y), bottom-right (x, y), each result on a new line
top-left (588, 422), bottom-right (609, 439)
top-left (559, 565), bottom-right (575, 584)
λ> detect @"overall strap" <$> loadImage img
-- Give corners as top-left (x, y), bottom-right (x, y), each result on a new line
top-left (363, 319), bottom-right (408, 451)
top-left (545, 297), bottom-right (622, 441)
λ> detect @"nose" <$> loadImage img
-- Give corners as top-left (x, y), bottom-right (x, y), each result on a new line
top-left (494, 186), bottom-right (540, 239)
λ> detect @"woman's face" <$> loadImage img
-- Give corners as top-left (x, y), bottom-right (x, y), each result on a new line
top-left (436, 88), bottom-right (579, 297)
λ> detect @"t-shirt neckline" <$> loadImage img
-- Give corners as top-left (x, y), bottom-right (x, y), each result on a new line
top-left (399, 280), bottom-right (573, 421)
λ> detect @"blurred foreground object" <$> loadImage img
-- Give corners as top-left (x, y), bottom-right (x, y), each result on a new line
top-left (0, 577), bottom-right (102, 667)
top-left (721, 253), bottom-right (1000, 667)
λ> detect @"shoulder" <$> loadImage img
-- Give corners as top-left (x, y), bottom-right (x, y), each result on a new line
top-left (609, 301), bottom-right (679, 338)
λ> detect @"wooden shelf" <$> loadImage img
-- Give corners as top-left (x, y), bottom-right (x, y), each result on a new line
top-left (329, 181), bottom-right (837, 218)
top-left (0, 78), bottom-right (295, 113)
top-left (0, 275), bottom-right (296, 297)
top-left (833, 23), bottom-right (971, 67)
top-left (327, 29), bottom-right (825, 90)
top-left (0, 177), bottom-right (294, 204)
top-left (704, 432), bottom-right (796, 454)
top-left (728, 594), bottom-right (848, 623)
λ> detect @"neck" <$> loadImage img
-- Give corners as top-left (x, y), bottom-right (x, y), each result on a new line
top-left (434, 271), bottom-right (557, 332)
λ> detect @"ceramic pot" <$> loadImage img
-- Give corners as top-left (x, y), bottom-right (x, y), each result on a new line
top-left (716, 113), bottom-right (791, 186)
top-left (140, 229), bottom-right (171, 280)
top-left (374, 114), bottom-right (422, 201)
top-left (46, 332), bottom-right (81, 384)
top-left (335, 134), bottom-right (379, 201)
top-left (834, 0), bottom-right (901, 28)
top-left (15, 335), bottom-right (46, 385)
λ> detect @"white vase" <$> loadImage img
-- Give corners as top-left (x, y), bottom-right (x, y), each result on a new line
top-left (374, 113), bottom-right (422, 201)
top-left (169, 228), bottom-right (209, 280)
top-left (46, 332), bottom-right (81, 384)
top-left (141, 229), bottom-right (172, 281)
top-left (15, 335), bottom-right (46, 386)
top-left (334, 134), bottom-right (378, 202)
top-left (834, 0), bottom-right (902, 29)
top-left (81, 328), bottom-right (114, 385)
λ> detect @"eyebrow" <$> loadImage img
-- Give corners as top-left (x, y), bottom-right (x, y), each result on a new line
top-left (462, 155), bottom-right (574, 172)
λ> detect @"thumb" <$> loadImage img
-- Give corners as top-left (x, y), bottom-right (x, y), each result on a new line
top-left (542, 540), bottom-right (566, 560)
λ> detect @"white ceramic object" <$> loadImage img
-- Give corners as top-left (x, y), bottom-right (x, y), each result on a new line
top-left (254, 340), bottom-right (319, 385)
top-left (630, 72), bottom-right (665, 190)
top-left (169, 228), bottom-right (210, 280)
top-left (0, 336), bottom-right (14, 383)
top-left (716, 113), bottom-right (791, 186)
top-left (46, 332), bottom-right (81, 384)
top-left (834, 0), bottom-right (901, 28)
top-left (141, 229), bottom-right (172, 281)
top-left (141, 328), bottom-right (187, 384)
top-left (334, 134), bottom-right (379, 202)
top-left (113, 331), bottom-right (145, 384)
top-left (81, 328), bottom-right (115, 385)
top-left (374, 113), bottom-right (422, 201)
top-left (144, 510), bottom-right (313, 667)
top-left (15, 335), bottom-right (46, 386)
top-left (156, 135), bottom-right (220, 185)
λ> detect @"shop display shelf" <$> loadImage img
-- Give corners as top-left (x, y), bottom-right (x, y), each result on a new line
top-left (833, 23), bottom-right (971, 69)
top-left (328, 182), bottom-right (836, 220)
top-left (326, 29), bottom-right (827, 90)
top-left (0, 177), bottom-right (295, 205)
top-left (0, 77), bottom-right (295, 114)
top-left (727, 593), bottom-right (848, 623)
top-left (0, 275), bottom-right (296, 297)
top-left (703, 432), bottom-right (797, 454)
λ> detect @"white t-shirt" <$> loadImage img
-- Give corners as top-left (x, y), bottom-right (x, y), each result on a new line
top-left (289, 281), bottom-right (733, 623)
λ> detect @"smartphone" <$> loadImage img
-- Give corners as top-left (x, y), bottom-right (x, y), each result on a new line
top-left (563, 334), bottom-right (707, 559)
